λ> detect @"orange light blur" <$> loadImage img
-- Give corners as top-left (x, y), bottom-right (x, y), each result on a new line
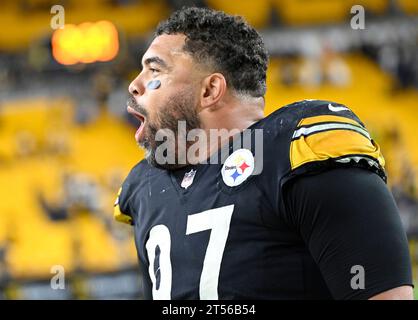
top-left (52, 20), bottom-right (119, 65)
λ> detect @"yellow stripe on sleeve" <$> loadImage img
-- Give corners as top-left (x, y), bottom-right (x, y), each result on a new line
top-left (290, 129), bottom-right (385, 170)
top-left (114, 204), bottom-right (133, 225)
top-left (113, 187), bottom-right (133, 225)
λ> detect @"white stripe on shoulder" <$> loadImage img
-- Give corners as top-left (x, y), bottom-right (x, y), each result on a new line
top-left (292, 122), bottom-right (370, 140)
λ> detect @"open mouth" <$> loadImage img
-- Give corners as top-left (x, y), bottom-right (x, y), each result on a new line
top-left (127, 106), bottom-right (146, 143)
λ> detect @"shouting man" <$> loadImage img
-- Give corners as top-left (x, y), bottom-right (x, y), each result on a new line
top-left (114, 7), bottom-right (413, 300)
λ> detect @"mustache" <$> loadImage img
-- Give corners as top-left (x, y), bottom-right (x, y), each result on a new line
top-left (127, 95), bottom-right (148, 117)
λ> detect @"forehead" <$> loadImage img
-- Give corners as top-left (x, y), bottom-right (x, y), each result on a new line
top-left (142, 34), bottom-right (189, 65)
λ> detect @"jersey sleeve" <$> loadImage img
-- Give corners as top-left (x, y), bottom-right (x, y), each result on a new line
top-left (113, 161), bottom-right (147, 225)
top-left (283, 167), bottom-right (413, 300)
top-left (113, 183), bottom-right (133, 225)
top-left (286, 102), bottom-right (387, 183)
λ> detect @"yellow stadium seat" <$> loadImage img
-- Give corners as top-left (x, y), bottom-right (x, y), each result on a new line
top-left (0, 98), bottom-right (141, 278)
top-left (271, 0), bottom-right (353, 25)
top-left (398, 0), bottom-right (418, 14)
top-left (207, 0), bottom-right (271, 29)
top-left (351, 0), bottom-right (389, 15)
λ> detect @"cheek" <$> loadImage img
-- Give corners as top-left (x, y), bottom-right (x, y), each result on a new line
top-left (146, 80), bottom-right (161, 90)
top-left (144, 94), bottom-right (167, 126)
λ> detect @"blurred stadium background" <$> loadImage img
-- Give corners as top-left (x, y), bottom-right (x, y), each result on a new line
top-left (0, 0), bottom-right (417, 299)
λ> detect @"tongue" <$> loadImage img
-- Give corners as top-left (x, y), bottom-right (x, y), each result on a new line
top-left (135, 122), bottom-right (144, 141)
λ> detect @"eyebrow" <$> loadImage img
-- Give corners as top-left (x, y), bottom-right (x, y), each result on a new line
top-left (142, 56), bottom-right (169, 70)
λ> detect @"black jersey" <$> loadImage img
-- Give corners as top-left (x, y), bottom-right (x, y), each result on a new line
top-left (114, 99), bottom-right (412, 299)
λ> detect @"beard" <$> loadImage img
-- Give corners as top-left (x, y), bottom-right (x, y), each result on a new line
top-left (128, 88), bottom-right (201, 170)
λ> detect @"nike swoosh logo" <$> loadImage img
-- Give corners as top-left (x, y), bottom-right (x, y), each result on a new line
top-left (328, 104), bottom-right (349, 112)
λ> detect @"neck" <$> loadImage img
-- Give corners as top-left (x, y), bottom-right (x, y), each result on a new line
top-left (201, 95), bottom-right (264, 130)
top-left (193, 95), bottom-right (265, 164)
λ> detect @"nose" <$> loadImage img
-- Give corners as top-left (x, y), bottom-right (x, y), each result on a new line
top-left (128, 74), bottom-right (145, 97)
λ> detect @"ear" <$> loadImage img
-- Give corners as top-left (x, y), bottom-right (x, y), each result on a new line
top-left (199, 73), bottom-right (227, 110)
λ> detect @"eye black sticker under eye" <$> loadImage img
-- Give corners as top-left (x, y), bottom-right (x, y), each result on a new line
top-left (147, 80), bottom-right (161, 90)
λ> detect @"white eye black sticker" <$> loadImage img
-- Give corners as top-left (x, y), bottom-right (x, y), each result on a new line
top-left (147, 80), bottom-right (161, 90)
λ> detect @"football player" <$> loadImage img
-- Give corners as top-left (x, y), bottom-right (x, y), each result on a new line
top-left (114, 7), bottom-right (413, 299)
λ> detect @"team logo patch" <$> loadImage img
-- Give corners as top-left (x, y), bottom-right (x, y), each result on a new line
top-left (221, 149), bottom-right (254, 187)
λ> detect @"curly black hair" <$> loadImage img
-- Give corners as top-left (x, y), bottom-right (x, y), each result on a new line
top-left (155, 7), bottom-right (268, 98)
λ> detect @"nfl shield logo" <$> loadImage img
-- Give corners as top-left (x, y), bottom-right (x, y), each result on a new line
top-left (181, 169), bottom-right (197, 189)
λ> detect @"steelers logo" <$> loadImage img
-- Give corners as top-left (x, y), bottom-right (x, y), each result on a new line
top-left (221, 149), bottom-right (254, 187)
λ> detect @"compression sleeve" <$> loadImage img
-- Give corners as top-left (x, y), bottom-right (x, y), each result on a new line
top-left (283, 167), bottom-right (413, 299)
